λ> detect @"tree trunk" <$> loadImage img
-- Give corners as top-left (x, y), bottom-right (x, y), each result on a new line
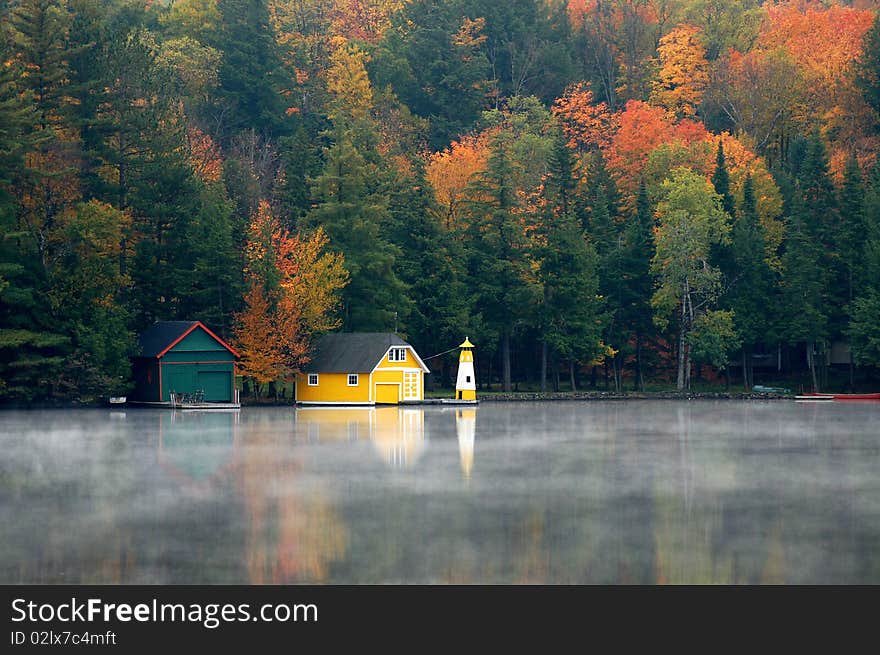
top-left (501, 329), bottom-right (512, 392)
top-left (636, 333), bottom-right (644, 392)
top-left (807, 342), bottom-right (819, 393)
top-left (540, 340), bottom-right (548, 392)
top-left (742, 349), bottom-right (749, 391)
top-left (849, 268), bottom-right (855, 391)
top-left (570, 360), bottom-right (577, 391)
top-left (677, 307), bottom-right (687, 391)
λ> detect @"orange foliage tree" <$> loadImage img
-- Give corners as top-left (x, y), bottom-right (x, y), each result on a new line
top-left (234, 201), bottom-right (349, 393)
top-left (759, 2), bottom-right (873, 90)
top-left (551, 82), bottom-right (617, 153)
top-left (186, 126), bottom-right (223, 183)
top-left (329, 0), bottom-right (404, 43)
top-left (757, 1), bottom-right (876, 171)
top-left (426, 132), bottom-right (491, 229)
top-left (604, 100), bottom-right (709, 201)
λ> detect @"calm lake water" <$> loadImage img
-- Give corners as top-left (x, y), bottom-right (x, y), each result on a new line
top-left (2, 401), bottom-right (879, 584)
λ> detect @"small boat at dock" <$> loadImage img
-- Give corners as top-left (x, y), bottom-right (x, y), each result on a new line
top-left (807, 393), bottom-right (880, 400)
top-left (803, 392), bottom-right (880, 401)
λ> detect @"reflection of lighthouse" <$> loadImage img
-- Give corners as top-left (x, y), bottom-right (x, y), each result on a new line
top-left (455, 338), bottom-right (476, 401)
top-left (456, 409), bottom-right (476, 479)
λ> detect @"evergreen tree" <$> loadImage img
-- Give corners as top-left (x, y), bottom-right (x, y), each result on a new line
top-left (181, 184), bottom-right (241, 334)
top-left (730, 173), bottom-right (774, 389)
top-left (370, 0), bottom-right (490, 149)
top-left (711, 140), bottom-right (736, 217)
top-left (856, 13), bottom-right (880, 118)
top-left (849, 162), bottom-right (880, 369)
top-left (386, 158), bottom-right (470, 378)
top-left (305, 135), bottom-right (409, 331)
top-left (780, 191), bottom-right (828, 392)
top-left (464, 130), bottom-right (538, 391)
top-left (838, 156), bottom-right (865, 387)
top-left (215, 0), bottom-right (285, 137)
top-left (620, 179), bottom-right (656, 390)
top-left (278, 121), bottom-right (322, 229)
top-left (536, 130), bottom-right (603, 391)
top-left (580, 151), bottom-right (624, 389)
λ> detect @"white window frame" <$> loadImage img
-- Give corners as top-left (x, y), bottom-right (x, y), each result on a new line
top-left (347, 374), bottom-right (359, 386)
top-left (388, 347), bottom-right (407, 362)
top-left (307, 374), bottom-right (319, 386)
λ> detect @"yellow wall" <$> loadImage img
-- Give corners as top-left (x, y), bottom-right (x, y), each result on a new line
top-left (295, 372), bottom-right (371, 404)
top-left (375, 346), bottom-right (421, 370)
top-left (295, 346), bottom-right (425, 404)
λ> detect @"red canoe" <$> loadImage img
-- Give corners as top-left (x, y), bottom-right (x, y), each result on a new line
top-left (805, 393), bottom-right (880, 401)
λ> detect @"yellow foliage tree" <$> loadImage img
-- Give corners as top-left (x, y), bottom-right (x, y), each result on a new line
top-left (651, 25), bottom-right (709, 120)
top-left (325, 39), bottom-right (373, 126)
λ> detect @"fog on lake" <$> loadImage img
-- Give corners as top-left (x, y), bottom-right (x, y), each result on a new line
top-left (2, 401), bottom-right (879, 584)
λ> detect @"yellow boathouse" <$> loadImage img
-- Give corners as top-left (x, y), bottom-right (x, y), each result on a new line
top-left (295, 333), bottom-right (429, 405)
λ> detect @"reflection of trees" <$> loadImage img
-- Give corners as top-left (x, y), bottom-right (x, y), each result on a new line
top-left (238, 411), bottom-right (347, 584)
top-left (4, 402), bottom-right (880, 583)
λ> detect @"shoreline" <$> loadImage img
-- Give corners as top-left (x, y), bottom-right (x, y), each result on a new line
top-left (0, 390), bottom-right (796, 410)
top-left (453, 391), bottom-right (791, 402)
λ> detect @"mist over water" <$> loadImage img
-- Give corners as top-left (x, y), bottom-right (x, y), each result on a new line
top-left (2, 401), bottom-right (879, 584)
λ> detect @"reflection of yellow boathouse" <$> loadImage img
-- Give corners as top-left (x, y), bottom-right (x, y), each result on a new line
top-left (294, 407), bottom-right (426, 468)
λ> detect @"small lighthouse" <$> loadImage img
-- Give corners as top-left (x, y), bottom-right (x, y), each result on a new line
top-left (455, 337), bottom-right (476, 401)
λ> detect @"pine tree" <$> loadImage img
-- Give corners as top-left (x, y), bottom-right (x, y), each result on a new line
top-left (730, 173), bottom-right (773, 389)
top-left (620, 179), bottom-right (656, 390)
top-left (8, 0), bottom-right (84, 268)
top-left (581, 151), bottom-right (624, 389)
top-left (385, 158), bottom-right (470, 381)
top-left (780, 191), bottom-right (828, 392)
top-left (306, 135), bottom-right (409, 331)
top-left (536, 130), bottom-right (603, 392)
top-left (464, 130), bottom-right (538, 391)
top-left (215, 0), bottom-right (285, 136)
top-left (856, 14), bottom-right (880, 117)
top-left (712, 140), bottom-right (736, 218)
top-left (849, 162), bottom-right (880, 368)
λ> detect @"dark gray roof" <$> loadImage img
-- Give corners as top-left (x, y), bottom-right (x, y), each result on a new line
top-left (304, 333), bottom-right (413, 373)
top-left (136, 321), bottom-right (198, 358)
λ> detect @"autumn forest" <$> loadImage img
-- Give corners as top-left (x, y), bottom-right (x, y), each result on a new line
top-left (2, 0), bottom-right (880, 401)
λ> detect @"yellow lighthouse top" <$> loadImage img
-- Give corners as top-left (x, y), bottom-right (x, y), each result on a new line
top-left (459, 337), bottom-right (475, 349)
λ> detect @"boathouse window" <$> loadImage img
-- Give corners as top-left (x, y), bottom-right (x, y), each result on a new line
top-left (389, 347), bottom-right (406, 362)
top-left (308, 374), bottom-right (319, 386)
top-left (348, 374), bottom-right (359, 386)
top-left (466, 376), bottom-right (471, 383)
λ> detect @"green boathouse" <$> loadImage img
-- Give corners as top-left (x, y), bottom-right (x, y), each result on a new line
top-left (131, 321), bottom-right (238, 403)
